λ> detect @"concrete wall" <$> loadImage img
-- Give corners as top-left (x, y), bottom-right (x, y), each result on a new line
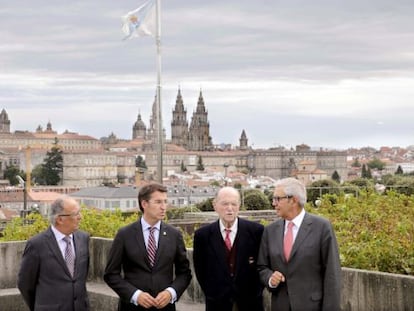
top-left (1, 238), bottom-right (414, 311)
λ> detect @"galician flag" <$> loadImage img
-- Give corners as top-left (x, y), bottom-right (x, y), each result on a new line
top-left (122, 0), bottom-right (156, 40)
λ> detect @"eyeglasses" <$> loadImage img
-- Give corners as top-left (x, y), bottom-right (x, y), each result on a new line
top-left (148, 199), bottom-right (168, 206)
top-left (272, 195), bottom-right (292, 203)
top-left (58, 210), bottom-right (81, 217)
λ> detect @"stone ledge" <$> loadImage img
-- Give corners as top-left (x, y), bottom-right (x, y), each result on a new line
top-left (0, 283), bottom-right (204, 311)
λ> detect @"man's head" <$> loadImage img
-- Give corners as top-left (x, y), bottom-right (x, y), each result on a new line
top-left (213, 186), bottom-right (240, 228)
top-left (50, 196), bottom-right (82, 235)
top-left (272, 177), bottom-right (306, 220)
top-left (138, 183), bottom-right (168, 225)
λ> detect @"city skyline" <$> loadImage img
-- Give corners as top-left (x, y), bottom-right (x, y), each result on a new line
top-left (1, 0), bottom-right (414, 150)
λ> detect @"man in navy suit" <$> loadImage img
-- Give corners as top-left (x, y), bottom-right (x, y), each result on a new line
top-left (193, 186), bottom-right (264, 311)
top-left (257, 178), bottom-right (341, 311)
top-left (104, 183), bottom-right (192, 311)
top-left (18, 196), bottom-right (90, 311)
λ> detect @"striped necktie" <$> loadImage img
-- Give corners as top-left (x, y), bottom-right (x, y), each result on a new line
top-left (63, 236), bottom-right (75, 277)
top-left (147, 227), bottom-right (157, 267)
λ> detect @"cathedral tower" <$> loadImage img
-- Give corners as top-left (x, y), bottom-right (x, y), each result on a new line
top-left (0, 109), bottom-right (11, 133)
top-left (171, 88), bottom-right (188, 147)
top-left (188, 90), bottom-right (212, 151)
top-left (239, 129), bottom-right (248, 150)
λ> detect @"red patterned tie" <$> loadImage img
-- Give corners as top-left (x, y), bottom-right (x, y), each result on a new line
top-left (147, 227), bottom-right (157, 267)
top-left (284, 222), bottom-right (294, 261)
top-left (224, 229), bottom-right (232, 251)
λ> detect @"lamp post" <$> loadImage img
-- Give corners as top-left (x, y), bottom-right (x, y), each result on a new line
top-left (223, 163), bottom-right (229, 186)
top-left (16, 175), bottom-right (27, 220)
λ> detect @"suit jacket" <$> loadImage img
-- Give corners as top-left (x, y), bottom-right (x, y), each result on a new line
top-left (18, 227), bottom-right (90, 311)
top-left (257, 213), bottom-right (341, 311)
top-left (104, 219), bottom-right (192, 311)
top-left (193, 218), bottom-right (264, 311)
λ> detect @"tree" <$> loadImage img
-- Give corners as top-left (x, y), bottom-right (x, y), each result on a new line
top-left (361, 164), bottom-right (372, 179)
top-left (135, 155), bottom-right (147, 169)
top-left (196, 155), bottom-right (204, 171)
top-left (395, 165), bottom-right (403, 175)
top-left (367, 158), bottom-right (385, 171)
top-left (351, 158), bottom-right (362, 168)
top-left (331, 170), bottom-right (341, 183)
top-left (3, 165), bottom-right (24, 186)
top-left (243, 189), bottom-right (271, 210)
top-left (37, 138), bottom-right (63, 185)
top-left (180, 160), bottom-right (187, 172)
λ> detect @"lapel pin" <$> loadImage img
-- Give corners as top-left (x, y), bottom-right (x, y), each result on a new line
top-left (163, 231), bottom-right (167, 236)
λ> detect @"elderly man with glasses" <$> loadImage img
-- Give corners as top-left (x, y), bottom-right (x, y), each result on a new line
top-left (257, 177), bottom-right (341, 311)
top-left (18, 195), bottom-right (90, 311)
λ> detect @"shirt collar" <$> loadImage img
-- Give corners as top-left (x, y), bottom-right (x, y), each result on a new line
top-left (51, 225), bottom-right (73, 240)
top-left (287, 208), bottom-right (306, 229)
top-left (141, 217), bottom-right (161, 231)
top-left (219, 217), bottom-right (238, 233)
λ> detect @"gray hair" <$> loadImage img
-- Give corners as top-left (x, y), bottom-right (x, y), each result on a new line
top-left (275, 178), bottom-right (307, 207)
top-left (49, 196), bottom-right (68, 225)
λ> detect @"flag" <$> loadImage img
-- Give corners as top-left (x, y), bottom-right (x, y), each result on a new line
top-left (122, 0), bottom-right (156, 40)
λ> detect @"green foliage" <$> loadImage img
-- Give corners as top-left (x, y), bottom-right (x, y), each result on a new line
top-left (395, 165), bottom-right (403, 175)
top-left (167, 206), bottom-right (200, 219)
top-left (308, 190), bottom-right (414, 275)
top-left (346, 177), bottom-right (374, 189)
top-left (351, 158), bottom-right (361, 168)
top-left (79, 208), bottom-right (138, 238)
top-left (243, 189), bottom-right (271, 210)
top-left (196, 155), bottom-right (204, 171)
top-left (33, 139), bottom-right (63, 185)
top-left (135, 155), bottom-right (147, 169)
top-left (307, 179), bottom-right (340, 204)
top-left (361, 164), bottom-right (372, 179)
top-left (195, 197), bottom-right (214, 211)
top-left (367, 157), bottom-right (386, 171)
top-left (3, 165), bottom-right (24, 186)
top-left (180, 160), bottom-right (187, 172)
top-left (1, 214), bottom-right (49, 241)
top-left (331, 170), bottom-right (341, 183)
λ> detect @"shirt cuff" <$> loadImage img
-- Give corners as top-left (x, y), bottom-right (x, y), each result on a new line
top-left (130, 289), bottom-right (142, 306)
top-left (268, 278), bottom-right (277, 288)
top-left (166, 287), bottom-right (177, 303)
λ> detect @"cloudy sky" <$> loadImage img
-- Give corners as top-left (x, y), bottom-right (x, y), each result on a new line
top-left (2, 0), bottom-right (414, 150)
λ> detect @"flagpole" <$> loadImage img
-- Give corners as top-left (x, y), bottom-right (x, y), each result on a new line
top-left (155, 0), bottom-right (163, 184)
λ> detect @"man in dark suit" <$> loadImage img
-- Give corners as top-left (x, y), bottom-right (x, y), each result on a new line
top-left (18, 195), bottom-right (90, 311)
top-left (257, 178), bottom-right (341, 311)
top-left (193, 186), bottom-right (264, 311)
top-left (104, 182), bottom-right (192, 311)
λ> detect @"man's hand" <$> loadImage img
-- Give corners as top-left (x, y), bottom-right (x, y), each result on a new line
top-left (137, 292), bottom-right (157, 308)
top-left (154, 290), bottom-right (172, 309)
top-left (270, 270), bottom-right (286, 287)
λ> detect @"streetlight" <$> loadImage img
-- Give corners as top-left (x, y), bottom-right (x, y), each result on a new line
top-left (223, 163), bottom-right (229, 186)
top-left (16, 175), bottom-right (27, 220)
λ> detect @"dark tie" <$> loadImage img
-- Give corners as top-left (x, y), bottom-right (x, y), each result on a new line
top-left (147, 227), bottom-right (157, 267)
top-left (63, 236), bottom-right (75, 277)
top-left (224, 229), bottom-right (232, 251)
top-left (284, 222), bottom-right (294, 261)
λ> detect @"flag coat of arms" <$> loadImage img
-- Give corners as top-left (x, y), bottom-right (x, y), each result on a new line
top-left (122, 0), bottom-right (156, 39)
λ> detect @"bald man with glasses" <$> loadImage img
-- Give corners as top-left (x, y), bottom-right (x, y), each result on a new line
top-left (18, 195), bottom-right (90, 311)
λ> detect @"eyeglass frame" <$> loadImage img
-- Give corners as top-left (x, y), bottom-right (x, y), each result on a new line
top-left (272, 195), bottom-right (293, 203)
top-left (58, 210), bottom-right (81, 217)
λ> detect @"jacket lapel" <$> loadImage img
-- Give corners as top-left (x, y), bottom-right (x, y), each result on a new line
top-left (289, 213), bottom-right (312, 261)
top-left (210, 220), bottom-right (230, 273)
top-left (135, 219), bottom-right (152, 269)
top-left (44, 227), bottom-right (73, 277)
